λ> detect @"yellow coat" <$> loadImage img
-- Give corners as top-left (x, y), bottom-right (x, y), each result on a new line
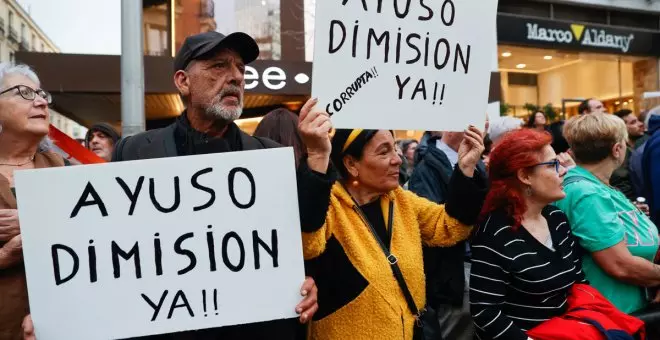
top-left (303, 184), bottom-right (473, 340)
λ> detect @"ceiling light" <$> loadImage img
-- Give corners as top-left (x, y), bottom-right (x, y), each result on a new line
top-left (516, 64), bottom-right (526, 69)
top-left (544, 56), bottom-right (553, 60)
top-left (623, 102), bottom-right (629, 106)
top-left (615, 101), bottom-right (621, 105)
top-left (501, 52), bottom-right (512, 57)
top-left (629, 99), bottom-right (634, 102)
top-left (261, 0), bottom-right (266, 5)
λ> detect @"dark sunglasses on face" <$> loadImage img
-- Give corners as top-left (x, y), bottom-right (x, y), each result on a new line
top-left (0, 85), bottom-right (52, 104)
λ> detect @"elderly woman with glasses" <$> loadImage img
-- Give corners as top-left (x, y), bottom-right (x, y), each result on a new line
top-left (296, 99), bottom-right (487, 340)
top-left (469, 129), bottom-right (588, 340)
top-left (0, 62), bottom-right (60, 340)
top-left (556, 114), bottom-right (660, 315)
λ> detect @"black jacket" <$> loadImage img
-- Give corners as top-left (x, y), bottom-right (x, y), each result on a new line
top-left (408, 139), bottom-right (487, 307)
top-left (112, 123), bottom-right (280, 161)
top-left (112, 122), bottom-right (300, 340)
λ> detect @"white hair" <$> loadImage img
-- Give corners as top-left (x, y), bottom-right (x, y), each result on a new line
top-left (489, 116), bottom-right (524, 144)
top-left (0, 62), bottom-right (40, 87)
top-left (645, 105), bottom-right (660, 129)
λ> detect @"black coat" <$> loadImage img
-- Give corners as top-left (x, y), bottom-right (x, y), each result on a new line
top-left (408, 141), bottom-right (487, 307)
top-left (112, 122), bottom-right (301, 340)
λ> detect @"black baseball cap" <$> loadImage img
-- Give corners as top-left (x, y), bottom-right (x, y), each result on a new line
top-left (174, 31), bottom-right (260, 72)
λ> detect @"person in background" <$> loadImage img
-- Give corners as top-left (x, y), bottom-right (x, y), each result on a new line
top-left (397, 139), bottom-right (418, 186)
top-left (75, 138), bottom-right (85, 146)
top-left (470, 128), bottom-right (586, 340)
top-left (611, 109), bottom-right (645, 200)
top-left (0, 62), bottom-right (64, 340)
top-left (578, 98), bottom-right (607, 115)
top-left (253, 108), bottom-right (306, 167)
top-left (85, 122), bottom-right (120, 162)
top-left (409, 129), bottom-right (487, 340)
top-left (526, 111), bottom-right (548, 132)
top-left (297, 98), bottom-right (487, 340)
top-left (636, 109), bottom-right (650, 149)
top-left (487, 116), bottom-right (523, 145)
top-left (555, 113), bottom-right (660, 314)
top-left (401, 139), bottom-right (418, 166)
top-left (631, 107), bottom-right (660, 199)
top-left (110, 31), bottom-right (318, 339)
top-left (614, 109), bottom-right (645, 149)
top-left (643, 108), bottom-right (660, 226)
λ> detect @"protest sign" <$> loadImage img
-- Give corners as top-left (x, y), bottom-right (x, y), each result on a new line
top-left (14, 148), bottom-right (305, 339)
top-left (311, 0), bottom-right (498, 131)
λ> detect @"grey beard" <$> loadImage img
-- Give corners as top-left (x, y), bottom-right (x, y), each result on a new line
top-left (205, 99), bottom-right (243, 122)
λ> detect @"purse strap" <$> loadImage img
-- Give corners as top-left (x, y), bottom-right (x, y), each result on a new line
top-left (353, 200), bottom-right (421, 318)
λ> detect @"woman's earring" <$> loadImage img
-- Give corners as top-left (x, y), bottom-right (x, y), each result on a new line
top-left (351, 174), bottom-right (359, 187)
top-left (525, 186), bottom-right (533, 197)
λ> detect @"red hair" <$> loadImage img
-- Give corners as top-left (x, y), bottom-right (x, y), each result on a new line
top-left (481, 129), bottom-right (553, 229)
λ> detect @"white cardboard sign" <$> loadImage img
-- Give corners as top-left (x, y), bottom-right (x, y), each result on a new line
top-left (312, 0), bottom-right (498, 131)
top-left (14, 148), bottom-right (305, 340)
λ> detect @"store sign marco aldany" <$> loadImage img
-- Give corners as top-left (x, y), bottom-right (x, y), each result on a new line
top-left (525, 22), bottom-right (634, 53)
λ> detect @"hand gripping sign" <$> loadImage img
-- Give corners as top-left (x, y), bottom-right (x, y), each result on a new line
top-left (312, 0), bottom-right (499, 132)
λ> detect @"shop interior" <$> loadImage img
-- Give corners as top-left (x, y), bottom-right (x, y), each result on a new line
top-left (498, 45), bottom-right (650, 120)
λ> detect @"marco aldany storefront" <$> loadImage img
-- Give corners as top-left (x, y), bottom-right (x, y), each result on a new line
top-left (495, 0), bottom-right (660, 117)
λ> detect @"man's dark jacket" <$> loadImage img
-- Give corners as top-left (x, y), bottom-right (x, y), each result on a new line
top-left (112, 121), bottom-right (300, 340)
top-left (408, 137), bottom-right (486, 307)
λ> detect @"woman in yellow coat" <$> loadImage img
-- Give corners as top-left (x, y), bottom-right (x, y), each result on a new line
top-left (296, 98), bottom-right (488, 340)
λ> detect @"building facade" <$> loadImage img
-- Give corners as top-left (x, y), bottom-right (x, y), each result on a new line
top-left (0, 0), bottom-right (58, 61)
top-left (0, 1), bottom-right (88, 140)
top-left (495, 0), bottom-right (660, 117)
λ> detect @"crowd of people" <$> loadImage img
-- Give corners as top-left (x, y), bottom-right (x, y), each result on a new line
top-left (1, 29), bottom-right (660, 340)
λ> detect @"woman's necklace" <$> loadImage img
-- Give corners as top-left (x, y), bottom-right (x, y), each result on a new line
top-left (0, 155), bottom-right (35, 167)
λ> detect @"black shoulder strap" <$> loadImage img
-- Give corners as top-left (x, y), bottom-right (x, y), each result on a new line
top-left (356, 200), bottom-right (421, 318)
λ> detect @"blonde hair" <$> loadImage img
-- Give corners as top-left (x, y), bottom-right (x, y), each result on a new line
top-left (563, 113), bottom-right (628, 164)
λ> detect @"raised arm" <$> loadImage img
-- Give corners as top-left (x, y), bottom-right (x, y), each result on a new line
top-left (297, 98), bottom-right (334, 259)
top-left (415, 125), bottom-right (488, 246)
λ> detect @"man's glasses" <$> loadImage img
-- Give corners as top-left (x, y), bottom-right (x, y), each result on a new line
top-left (532, 159), bottom-right (561, 174)
top-left (0, 85), bottom-right (52, 104)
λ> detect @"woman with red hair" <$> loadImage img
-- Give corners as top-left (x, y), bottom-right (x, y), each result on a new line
top-left (469, 129), bottom-right (586, 340)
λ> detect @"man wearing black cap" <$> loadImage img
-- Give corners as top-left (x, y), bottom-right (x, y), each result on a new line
top-left (85, 123), bottom-right (120, 161)
top-left (111, 31), bottom-right (318, 339)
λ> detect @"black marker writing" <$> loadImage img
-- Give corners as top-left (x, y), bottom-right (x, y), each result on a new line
top-left (326, 67), bottom-right (378, 115)
top-left (143, 288), bottom-right (220, 321)
top-left (70, 167), bottom-right (257, 218)
top-left (50, 228), bottom-right (280, 285)
top-left (396, 75), bottom-right (447, 106)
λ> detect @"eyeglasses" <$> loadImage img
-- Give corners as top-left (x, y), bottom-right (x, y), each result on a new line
top-left (0, 85), bottom-right (52, 104)
top-left (532, 159), bottom-right (561, 174)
